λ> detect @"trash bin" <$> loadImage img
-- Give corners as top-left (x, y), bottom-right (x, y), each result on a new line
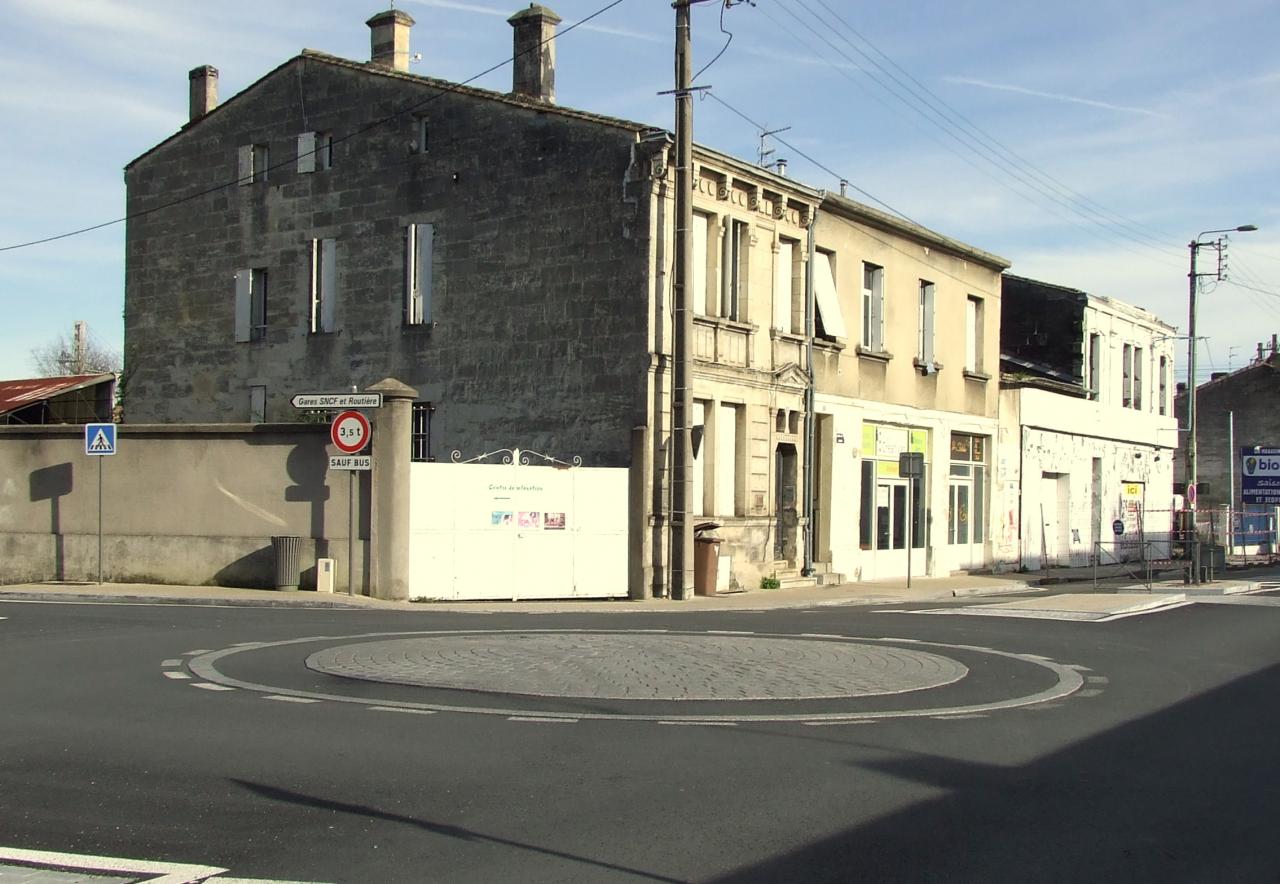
top-left (693, 521), bottom-right (722, 597)
top-left (271, 535), bottom-right (302, 591)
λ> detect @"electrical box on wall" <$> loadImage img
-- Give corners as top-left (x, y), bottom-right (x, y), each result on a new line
top-left (317, 557), bottom-right (335, 593)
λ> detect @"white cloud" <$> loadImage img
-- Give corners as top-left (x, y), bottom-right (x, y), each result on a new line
top-left (943, 76), bottom-right (1167, 119)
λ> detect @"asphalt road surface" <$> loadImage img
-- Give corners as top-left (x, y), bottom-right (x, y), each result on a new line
top-left (1, 593), bottom-right (1278, 883)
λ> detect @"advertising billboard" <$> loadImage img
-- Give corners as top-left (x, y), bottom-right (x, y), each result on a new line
top-left (1241, 446), bottom-right (1280, 505)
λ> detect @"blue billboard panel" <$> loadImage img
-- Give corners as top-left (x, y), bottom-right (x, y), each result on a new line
top-left (1241, 446), bottom-right (1280, 505)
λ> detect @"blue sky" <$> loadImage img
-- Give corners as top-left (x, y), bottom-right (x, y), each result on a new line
top-left (1, 0), bottom-right (1277, 383)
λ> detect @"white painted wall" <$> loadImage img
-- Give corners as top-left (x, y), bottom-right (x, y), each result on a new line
top-left (816, 394), bottom-right (999, 581)
top-left (408, 460), bottom-right (628, 600)
top-left (996, 387), bottom-right (1176, 570)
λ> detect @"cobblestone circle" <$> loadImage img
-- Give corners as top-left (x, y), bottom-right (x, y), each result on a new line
top-left (305, 632), bottom-right (968, 701)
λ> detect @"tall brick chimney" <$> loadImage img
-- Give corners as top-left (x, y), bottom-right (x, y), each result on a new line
top-left (367, 9), bottom-right (415, 72)
top-left (188, 65), bottom-right (218, 122)
top-left (508, 4), bottom-right (561, 103)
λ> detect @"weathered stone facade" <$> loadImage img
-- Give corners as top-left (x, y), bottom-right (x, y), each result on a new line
top-left (125, 53), bottom-right (655, 467)
top-left (122, 9), bottom-right (1018, 596)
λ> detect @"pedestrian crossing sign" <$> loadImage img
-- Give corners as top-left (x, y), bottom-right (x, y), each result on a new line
top-left (84, 423), bottom-right (117, 456)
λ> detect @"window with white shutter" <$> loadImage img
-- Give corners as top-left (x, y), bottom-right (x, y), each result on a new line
top-left (405, 223), bottom-right (434, 326)
top-left (309, 239), bottom-right (337, 334)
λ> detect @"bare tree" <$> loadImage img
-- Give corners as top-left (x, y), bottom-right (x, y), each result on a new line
top-left (30, 321), bottom-right (121, 377)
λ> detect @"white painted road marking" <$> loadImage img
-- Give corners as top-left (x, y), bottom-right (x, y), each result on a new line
top-left (163, 671), bottom-right (192, 680)
top-left (187, 630), bottom-right (1087, 724)
top-left (0, 846), bottom-right (225, 882)
top-left (369, 706), bottom-right (437, 715)
top-left (162, 659), bottom-right (184, 667)
top-left (507, 716), bottom-right (578, 723)
top-left (191, 683), bottom-right (236, 692)
top-left (264, 695), bottom-right (319, 704)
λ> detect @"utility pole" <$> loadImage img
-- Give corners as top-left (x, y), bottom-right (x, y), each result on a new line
top-left (1186, 224), bottom-right (1257, 584)
top-left (670, 0), bottom-right (694, 600)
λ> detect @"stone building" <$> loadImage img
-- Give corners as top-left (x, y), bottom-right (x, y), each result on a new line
top-left (995, 276), bottom-right (1178, 569)
top-left (1174, 338), bottom-right (1280, 513)
top-left (123, 7), bottom-right (1009, 595)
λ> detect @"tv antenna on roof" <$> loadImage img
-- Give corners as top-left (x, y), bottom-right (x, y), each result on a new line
top-left (757, 124), bottom-right (791, 171)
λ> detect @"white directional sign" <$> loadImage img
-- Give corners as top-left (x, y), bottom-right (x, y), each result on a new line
top-left (330, 410), bottom-right (371, 454)
top-left (329, 455), bottom-right (372, 471)
top-left (291, 393), bottom-right (382, 409)
top-left (84, 423), bottom-right (117, 456)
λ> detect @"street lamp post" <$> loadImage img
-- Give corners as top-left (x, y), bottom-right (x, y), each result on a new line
top-left (1186, 224), bottom-right (1257, 583)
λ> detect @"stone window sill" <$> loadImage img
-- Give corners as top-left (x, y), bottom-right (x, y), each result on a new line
top-left (694, 315), bottom-right (756, 334)
top-left (913, 357), bottom-right (944, 375)
top-left (963, 369), bottom-right (991, 382)
top-left (856, 345), bottom-right (892, 364)
top-left (813, 337), bottom-right (846, 353)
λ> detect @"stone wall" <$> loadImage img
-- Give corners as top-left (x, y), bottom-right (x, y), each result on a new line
top-left (0, 423), bottom-right (368, 589)
top-left (124, 54), bottom-right (654, 467)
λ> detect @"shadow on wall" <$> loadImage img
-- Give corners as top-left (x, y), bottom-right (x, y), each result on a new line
top-left (29, 462), bottom-right (73, 581)
top-left (212, 545), bottom-right (276, 589)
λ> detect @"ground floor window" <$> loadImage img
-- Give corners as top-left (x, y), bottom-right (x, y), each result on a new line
top-left (859, 424), bottom-right (929, 551)
top-left (948, 433), bottom-right (988, 545)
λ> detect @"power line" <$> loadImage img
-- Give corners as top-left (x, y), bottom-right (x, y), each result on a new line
top-left (0, 0), bottom-right (631, 253)
top-left (808, 0), bottom-right (1183, 255)
top-left (760, 0), bottom-right (1184, 269)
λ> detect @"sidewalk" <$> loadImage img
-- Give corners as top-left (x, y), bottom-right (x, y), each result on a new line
top-left (0, 566), bottom-right (1265, 614)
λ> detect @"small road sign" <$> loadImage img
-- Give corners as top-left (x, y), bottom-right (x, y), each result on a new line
top-left (292, 393), bottom-right (382, 409)
top-left (329, 455), bottom-right (372, 471)
top-left (85, 423), bottom-right (117, 456)
top-left (331, 411), bottom-right (371, 454)
top-left (1112, 519), bottom-right (1125, 536)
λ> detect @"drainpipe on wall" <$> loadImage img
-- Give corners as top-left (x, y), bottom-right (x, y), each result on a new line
top-left (802, 206), bottom-right (819, 577)
top-left (1018, 424), bottom-right (1026, 571)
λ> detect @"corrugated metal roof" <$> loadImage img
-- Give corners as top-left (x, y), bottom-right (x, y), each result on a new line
top-left (0, 373), bottom-right (115, 416)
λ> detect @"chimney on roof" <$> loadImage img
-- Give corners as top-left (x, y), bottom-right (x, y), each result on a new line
top-left (508, 4), bottom-right (562, 103)
top-left (367, 9), bottom-right (415, 72)
top-left (839, 179), bottom-right (848, 197)
top-left (188, 65), bottom-right (218, 122)
top-left (1176, 381), bottom-right (1187, 395)
top-left (1272, 334), bottom-right (1278, 355)
top-left (1211, 372), bottom-right (1227, 382)
top-left (775, 159), bottom-right (787, 177)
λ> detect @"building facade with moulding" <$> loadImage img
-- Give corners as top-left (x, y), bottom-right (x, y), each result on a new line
top-left (122, 6), bottom-right (1009, 595)
top-left (995, 275), bottom-right (1178, 570)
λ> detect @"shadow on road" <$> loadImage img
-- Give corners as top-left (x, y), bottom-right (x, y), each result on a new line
top-left (710, 663), bottom-right (1280, 883)
top-left (232, 778), bottom-right (683, 883)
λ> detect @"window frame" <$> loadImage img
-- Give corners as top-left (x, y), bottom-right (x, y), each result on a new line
top-left (309, 238), bottom-right (337, 334)
top-left (404, 223), bottom-right (434, 326)
top-left (964, 295), bottom-right (984, 373)
top-left (861, 262), bottom-right (884, 351)
top-left (918, 279), bottom-right (935, 366)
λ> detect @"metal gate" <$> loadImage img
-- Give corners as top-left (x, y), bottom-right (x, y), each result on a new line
top-left (408, 448), bottom-right (628, 601)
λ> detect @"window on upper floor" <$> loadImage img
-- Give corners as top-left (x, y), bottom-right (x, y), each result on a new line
top-left (812, 250), bottom-right (847, 342)
top-left (772, 237), bottom-right (799, 334)
top-left (965, 295), bottom-right (984, 373)
top-left (238, 143), bottom-right (269, 184)
top-left (721, 218), bottom-right (748, 322)
top-left (297, 132), bottom-right (333, 173)
top-left (1133, 346), bottom-right (1144, 410)
top-left (918, 280), bottom-right (935, 367)
top-left (1159, 355), bottom-right (1169, 415)
top-left (1087, 333), bottom-right (1101, 400)
top-left (309, 238), bottom-right (337, 334)
top-left (1122, 343), bottom-right (1133, 407)
top-left (862, 263), bottom-right (884, 351)
top-left (414, 116), bottom-right (429, 154)
top-left (404, 223), bottom-right (435, 326)
top-left (234, 268), bottom-right (268, 342)
top-left (691, 211), bottom-right (712, 317)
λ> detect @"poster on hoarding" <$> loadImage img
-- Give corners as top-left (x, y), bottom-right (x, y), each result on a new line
top-left (1241, 446), bottom-right (1280, 505)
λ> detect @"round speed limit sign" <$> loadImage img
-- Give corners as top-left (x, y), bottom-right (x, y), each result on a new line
top-left (330, 410), bottom-right (371, 454)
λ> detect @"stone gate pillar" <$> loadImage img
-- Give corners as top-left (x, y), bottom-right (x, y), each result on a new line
top-left (368, 378), bottom-right (417, 601)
